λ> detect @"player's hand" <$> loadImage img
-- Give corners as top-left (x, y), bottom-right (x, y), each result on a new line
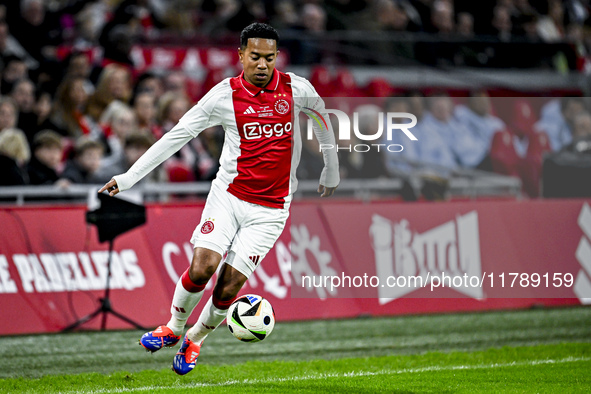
top-left (318, 184), bottom-right (337, 197)
top-left (98, 178), bottom-right (119, 196)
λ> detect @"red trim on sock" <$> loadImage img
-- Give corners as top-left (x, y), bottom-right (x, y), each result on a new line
top-left (212, 295), bottom-right (236, 310)
top-left (181, 269), bottom-right (206, 293)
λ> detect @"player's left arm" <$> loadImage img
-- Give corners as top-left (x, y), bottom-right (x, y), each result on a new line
top-left (311, 96), bottom-right (339, 197)
top-left (294, 76), bottom-right (340, 197)
top-left (99, 81), bottom-right (228, 195)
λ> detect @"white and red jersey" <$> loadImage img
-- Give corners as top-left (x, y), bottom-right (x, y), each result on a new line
top-left (114, 69), bottom-right (339, 209)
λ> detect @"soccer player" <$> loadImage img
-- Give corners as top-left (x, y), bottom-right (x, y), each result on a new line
top-left (98, 23), bottom-right (339, 375)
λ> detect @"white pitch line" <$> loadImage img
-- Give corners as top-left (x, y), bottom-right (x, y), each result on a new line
top-left (63, 356), bottom-right (591, 394)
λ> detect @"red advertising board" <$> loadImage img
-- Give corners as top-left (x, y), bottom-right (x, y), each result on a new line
top-left (0, 199), bottom-right (589, 335)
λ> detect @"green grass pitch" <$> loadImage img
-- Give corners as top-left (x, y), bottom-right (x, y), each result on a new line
top-left (0, 306), bottom-right (589, 393)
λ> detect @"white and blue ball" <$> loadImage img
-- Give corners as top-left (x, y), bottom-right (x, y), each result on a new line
top-left (227, 294), bottom-right (275, 342)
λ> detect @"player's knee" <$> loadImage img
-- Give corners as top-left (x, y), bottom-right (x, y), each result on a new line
top-left (189, 248), bottom-right (221, 283)
top-left (214, 283), bottom-right (240, 301)
top-left (213, 277), bottom-right (244, 300)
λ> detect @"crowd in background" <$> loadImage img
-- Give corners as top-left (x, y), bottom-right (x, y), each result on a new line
top-left (0, 0), bottom-right (590, 199)
top-left (0, 0), bottom-right (588, 43)
top-left (296, 89), bottom-right (591, 198)
top-left (0, 1), bottom-right (588, 66)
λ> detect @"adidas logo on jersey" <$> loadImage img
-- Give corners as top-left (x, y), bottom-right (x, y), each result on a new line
top-left (244, 106), bottom-right (256, 114)
top-left (249, 255), bottom-right (261, 265)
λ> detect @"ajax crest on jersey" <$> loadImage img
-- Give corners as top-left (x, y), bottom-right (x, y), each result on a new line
top-left (227, 294), bottom-right (275, 342)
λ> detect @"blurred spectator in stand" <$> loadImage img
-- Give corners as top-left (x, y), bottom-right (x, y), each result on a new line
top-left (416, 1), bottom-right (457, 66)
top-left (200, 0), bottom-right (241, 35)
top-left (201, 0), bottom-right (267, 34)
top-left (158, 92), bottom-right (191, 133)
top-left (270, 0), bottom-right (299, 30)
top-left (27, 129), bottom-right (65, 185)
top-left (133, 90), bottom-right (162, 139)
top-left (454, 90), bottom-right (506, 170)
top-left (99, 24), bottom-right (136, 68)
top-left (457, 12), bottom-right (474, 38)
top-left (408, 91), bottom-right (426, 121)
top-left (490, 99), bottom-right (552, 197)
top-left (296, 120), bottom-right (325, 181)
top-left (542, 110), bottom-right (591, 198)
top-left (6, 0), bottom-right (88, 66)
top-left (382, 96), bottom-right (419, 175)
top-left (566, 22), bottom-right (587, 58)
top-left (200, 126), bottom-right (225, 163)
top-left (564, 111), bottom-right (591, 152)
top-left (7, 0), bottom-right (58, 63)
top-left (101, 104), bottom-right (137, 166)
top-left (338, 104), bottom-right (388, 179)
top-left (0, 127), bottom-right (30, 185)
top-left (98, 0), bottom-right (168, 68)
top-left (161, 0), bottom-right (196, 34)
top-left (513, 0), bottom-right (537, 17)
top-left (515, 13), bottom-right (541, 41)
top-left (431, 0), bottom-right (455, 35)
top-left (384, 95), bottom-right (455, 200)
top-left (158, 91), bottom-right (216, 181)
top-left (73, 1), bottom-right (110, 48)
top-left (537, 0), bottom-right (565, 42)
top-left (0, 55), bottom-right (29, 95)
top-left (422, 95), bottom-right (485, 168)
top-left (0, 18), bottom-right (37, 71)
top-left (110, 0), bottom-right (168, 36)
top-left (225, 0), bottom-right (267, 32)
top-left (387, 94), bottom-right (457, 173)
top-left (62, 51), bottom-right (95, 93)
top-left (11, 78), bottom-right (37, 145)
top-left (163, 71), bottom-right (189, 96)
top-left (363, 0), bottom-right (414, 32)
top-left (536, 96), bottom-right (586, 151)
top-left (377, 96), bottom-right (419, 200)
top-left (34, 89), bottom-right (56, 132)
top-left (95, 132), bottom-right (165, 185)
top-left (135, 72), bottom-right (164, 99)
top-left (60, 137), bottom-right (104, 184)
top-left (491, 5), bottom-right (513, 41)
top-left (367, 0), bottom-right (418, 62)
top-left (51, 76), bottom-right (93, 140)
top-left (293, 3), bottom-right (328, 64)
top-left (86, 64), bottom-right (132, 123)
top-left (0, 97), bottom-right (18, 132)
top-left (394, 0), bottom-right (423, 32)
top-left (565, 0), bottom-right (589, 25)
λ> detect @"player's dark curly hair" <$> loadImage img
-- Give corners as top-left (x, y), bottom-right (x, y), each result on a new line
top-left (240, 23), bottom-right (279, 49)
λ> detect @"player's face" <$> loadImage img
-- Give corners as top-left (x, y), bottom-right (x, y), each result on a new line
top-left (239, 38), bottom-right (278, 88)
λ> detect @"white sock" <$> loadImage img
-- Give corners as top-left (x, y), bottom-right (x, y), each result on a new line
top-left (166, 277), bottom-right (204, 336)
top-left (186, 297), bottom-right (228, 343)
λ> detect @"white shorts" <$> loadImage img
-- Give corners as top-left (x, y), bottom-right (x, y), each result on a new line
top-left (190, 179), bottom-right (289, 278)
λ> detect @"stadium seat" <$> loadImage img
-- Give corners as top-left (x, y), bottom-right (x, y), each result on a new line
top-left (333, 69), bottom-right (364, 97)
top-left (166, 161), bottom-right (195, 183)
top-left (489, 129), bottom-right (520, 177)
top-left (364, 78), bottom-right (395, 97)
top-left (309, 65), bottom-right (332, 97)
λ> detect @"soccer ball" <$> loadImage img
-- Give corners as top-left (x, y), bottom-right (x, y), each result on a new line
top-left (226, 294), bottom-right (275, 342)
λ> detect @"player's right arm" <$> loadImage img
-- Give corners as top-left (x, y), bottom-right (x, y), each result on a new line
top-left (99, 81), bottom-right (229, 195)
